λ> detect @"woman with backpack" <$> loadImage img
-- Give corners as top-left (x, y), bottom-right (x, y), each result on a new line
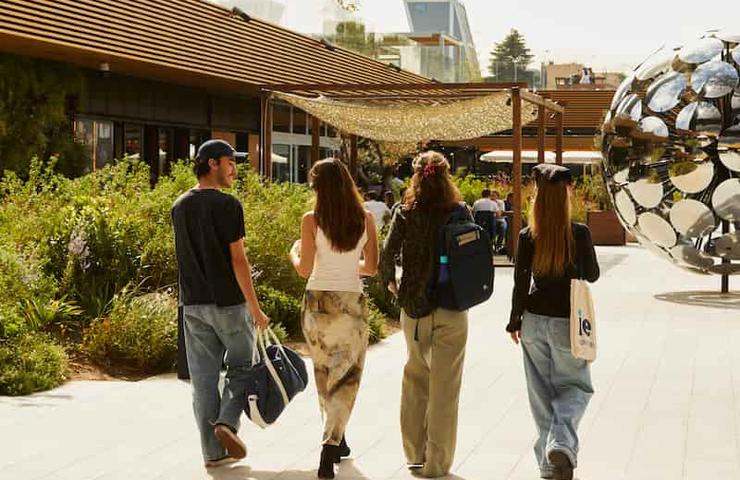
top-left (380, 151), bottom-right (472, 478)
top-left (289, 158), bottom-right (379, 479)
top-left (507, 164), bottom-right (600, 480)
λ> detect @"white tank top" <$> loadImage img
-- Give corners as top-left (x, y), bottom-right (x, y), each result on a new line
top-left (306, 222), bottom-right (368, 293)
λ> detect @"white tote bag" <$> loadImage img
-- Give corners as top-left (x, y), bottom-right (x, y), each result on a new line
top-left (570, 278), bottom-right (596, 362)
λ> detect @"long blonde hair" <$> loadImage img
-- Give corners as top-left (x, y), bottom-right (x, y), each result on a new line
top-left (528, 179), bottom-right (574, 277)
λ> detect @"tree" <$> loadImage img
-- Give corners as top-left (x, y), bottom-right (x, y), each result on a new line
top-left (487, 29), bottom-right (534, 83)
top-left (334, 0), bottom-right (360, 12)
top-left (325, 21), bottom-right (379, 58)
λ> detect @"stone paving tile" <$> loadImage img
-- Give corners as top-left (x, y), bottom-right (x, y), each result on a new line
top-left (1, 246), bottom-right (739, 480)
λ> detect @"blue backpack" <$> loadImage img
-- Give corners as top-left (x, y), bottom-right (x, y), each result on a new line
top-left (433, 203), bottom-right (495, 311)
top-left (244, 329), bottom-right (308, 428)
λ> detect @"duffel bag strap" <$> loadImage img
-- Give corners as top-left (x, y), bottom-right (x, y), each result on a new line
top-left (257, 329), bottom-right (290, 408)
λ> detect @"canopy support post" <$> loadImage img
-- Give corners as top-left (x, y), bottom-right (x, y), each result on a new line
top-left (311, 115), bottom-right (321, 170)
top-left (556, 111), bottom-right (564, 165)
top-left (537, 104), bottom-right (546, 164)
top-left (350, 135), bottom-right (358, 181)
top-left (259, 94), bottom-right (274, 180)
top-left (512, 87), bottom-right (523, 259)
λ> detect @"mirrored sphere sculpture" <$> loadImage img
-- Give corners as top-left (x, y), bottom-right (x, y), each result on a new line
top-left (601, 34), bottom-right (740, 274)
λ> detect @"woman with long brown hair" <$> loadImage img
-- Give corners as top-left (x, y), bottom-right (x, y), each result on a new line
top-left (380, 151), bottom-right (471, 478)
top-left (507, 164), bottom-right (600, 480)
top-left (289, 158), bottom-right (379, 479)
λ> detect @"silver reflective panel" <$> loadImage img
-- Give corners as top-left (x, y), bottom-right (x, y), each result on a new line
top-left (718, 30), bottom-right (740, 43)
top-left (635, 47), bottom-right (676, 81)
top-left (676, 102), bottom-right (698, 130)
top-left (611, 75), bottom-right (635, 111)
top-left (714, 233), bottom-right (740, 260)
top-left (668, 199), bottom-right (716, 237)
top-left (679, 37), bottom-right (724, 64)
top-left (615, 94), bottom-right (642, 121)
top-left (615, 189), bottom-right (637, 226)
top-left (712, 179), bottom-right (740, 222)
top-left (646, 71), bottom-right (686, 112)
top-left (628, 179), bottom-right (664, 208)
top-left (691, 60), bottom-right (739, 98)
top-left (718, 125), bottom-right (740, 172)
top-left (670, 244), bottom-right (715, 270)
top-left (638, 212), bottom-right (677, 249)
top-left (733, 45), bottom-right (740, 65)
top-left (639, 116), bottom-right (670, 137)
top-left (670, 161), bottom-right (714, 194)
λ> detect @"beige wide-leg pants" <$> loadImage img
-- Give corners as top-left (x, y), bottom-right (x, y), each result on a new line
top-left (400, 308), bottom-right (468, 478)
top-left (302, 290), bottom-right (369, 446)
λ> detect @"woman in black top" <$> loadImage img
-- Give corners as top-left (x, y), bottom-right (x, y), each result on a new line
top-left (380, 151), bottom-right (471, 478)
top-left (507, 164), bottom-right (599, 480)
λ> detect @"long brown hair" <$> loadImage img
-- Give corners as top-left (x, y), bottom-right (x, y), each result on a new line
top-left (528, 178), bottom-right (574, 277)
top-left (403, 151), bottom-right (461, 210)
top-left (310, 158), bottom-right (366, 252)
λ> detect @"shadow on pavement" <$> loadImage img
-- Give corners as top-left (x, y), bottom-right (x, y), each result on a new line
top-left (654, 290), bottom-right (740, 310)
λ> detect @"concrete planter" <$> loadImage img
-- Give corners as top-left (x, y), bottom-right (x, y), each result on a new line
top-left (587, 210), bottom-right (626, 246)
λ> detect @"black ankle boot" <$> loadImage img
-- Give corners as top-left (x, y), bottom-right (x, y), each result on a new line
top-left (318, 445), bottom-right (338, 479)
top-left (334, 435), bottom-right (350, 463)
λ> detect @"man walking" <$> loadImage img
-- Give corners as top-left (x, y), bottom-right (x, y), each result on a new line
top-left (172, 139), bottom-right (270, 468)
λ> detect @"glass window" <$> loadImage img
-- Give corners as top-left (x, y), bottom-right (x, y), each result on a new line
top-left (292, 109), bottom-right (308, 134)
top-left (296, 145), bottom-right (310, 184)
top-left (273, 103), bottom-right (291, 133)
top-left (272, 144), bottom-right (291, 182)
top-left (158, 128), bottom-right (173, 175)
top-left (74, 118), bottom-right (114, 171)
top-left (189, 130), bottom-right (209, 159)
top-left (124, 124), bottom-right (143, 160)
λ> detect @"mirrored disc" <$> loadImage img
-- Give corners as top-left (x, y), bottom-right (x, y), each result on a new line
top-left (719, 126), bottom-right (740, 172)
top-left (708, 263), bottom-right (740, 275)
top-left (635, 47), bottom-right (676, 81)
top-left (718, 30), bottom-right (740, 43)
top-left (733, 45), bottom-right (740, 65)
top-left (679, 37), bottom-right (724, 64)
top-left (712, 178), bottom-right (740, 222)
top-left (611, 75), bottom-right (635, 111)
top-left (691, 60), bottom-right (739, 98)
top-left (714, 232), bottom-right (740, 260)
top-left (676, 102), bottom-right (698, 130)
top-left (615, 93), bottom-right (642, 121)
top-left (633, 231), bottom-right (674, 261)
top-left (615, 189), bottom-right (637, 226)
top-left (696, 102), bottom-right (722, 136)
top-left (628, 179), bottom-right (664, 208)
top-left (646, 71), bottom-right (686, 112)
top-left (638, 212), bottom-right (677, 248)
top-left (613, 168), bottom-right (629, 184)
top-left (668, 199), bottom-right (716, 237)
top-left (670, 244), bottom-right (715, 270)
top-left (639, 116), bottom-right (670, 137)
top-left (670, 161), bottom-right (714, 193)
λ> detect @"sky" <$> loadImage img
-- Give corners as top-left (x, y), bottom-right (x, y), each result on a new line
top-left (239, 0), bottom-right (736, 76)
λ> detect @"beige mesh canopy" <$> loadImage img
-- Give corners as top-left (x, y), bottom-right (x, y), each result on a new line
top-left (274, 91), bottom-right (537, 142)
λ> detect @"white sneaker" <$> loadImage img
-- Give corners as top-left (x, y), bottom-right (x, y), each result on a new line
top-left (214, 424), bottom-right (247, 460)
top-left (205, 456), bottom-right (239, 468)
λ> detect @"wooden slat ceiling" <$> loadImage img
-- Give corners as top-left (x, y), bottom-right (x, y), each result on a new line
top-left (0, 0), bottom-right (431, 95)
top-left (531, 90), bottom-right (615, 129)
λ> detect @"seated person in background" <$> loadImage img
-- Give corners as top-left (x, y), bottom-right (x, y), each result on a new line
top-left (472, 189), bottom-right (499, 245)
top-left (491, 191), bottom-right (508, 254)
top-left (364, 191), bottom-right (392, 229)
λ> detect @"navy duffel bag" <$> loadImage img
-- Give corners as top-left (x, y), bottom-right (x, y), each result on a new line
top-left (244, 328), bottom-right (308, 428)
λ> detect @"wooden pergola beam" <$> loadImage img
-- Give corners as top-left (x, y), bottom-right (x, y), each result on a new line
top-left (519, 90), bottom-right (564, 113)
top-left (512, 87), bottom-right (523, 259)
top-left (261, 81), bottom-right (527, 92)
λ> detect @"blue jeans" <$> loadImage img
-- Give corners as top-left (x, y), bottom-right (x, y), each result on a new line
top-left (183, 303), bottom-right (255, 461)
top-left (521, 311), bottom-right (593, 477)
top-left (495, 219), bottom-right (508, 248)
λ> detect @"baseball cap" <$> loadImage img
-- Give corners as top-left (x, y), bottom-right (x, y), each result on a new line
top-left (195, 139), bottom-right (246, 164)
top-left (532, 163), bottom-right (572, 183)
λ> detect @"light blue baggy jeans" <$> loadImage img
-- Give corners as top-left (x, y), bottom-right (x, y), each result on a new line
top-left (521, 311), bottom-right (594, 478)
top-left (183, 303), bottom-right (255, 462)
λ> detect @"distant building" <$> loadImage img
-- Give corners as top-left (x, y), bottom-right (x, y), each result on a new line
top-left (544, 62), bottom-right (624, 90)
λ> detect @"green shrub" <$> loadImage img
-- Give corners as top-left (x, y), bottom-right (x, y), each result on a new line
top-left (365, 275), bottom-right (400, 320)
top-left (0, 332), bottom-right (68, 396)
top-left (83, 291), bottom-right (177, 373)
top-left (256, 285), bottom-right (302, 337)
top-left (366, 300), bottom-right (387, 344)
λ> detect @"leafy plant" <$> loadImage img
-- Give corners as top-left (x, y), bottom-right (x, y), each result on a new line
top-left (366, 300), bottom-right (387, 344)
top-left (19, 295), bottom-right (83, 334)
top-left (0, 333), bottom-right (68, 396)
top-left (256, 285), bottom-right (302, 337)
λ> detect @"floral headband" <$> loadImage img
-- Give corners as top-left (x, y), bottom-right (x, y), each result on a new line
top-left (422, 163), bottom-right (438, 178)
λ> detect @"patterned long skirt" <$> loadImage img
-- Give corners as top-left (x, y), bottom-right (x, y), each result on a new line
top-left (301, 290), bottom-right (369, 446)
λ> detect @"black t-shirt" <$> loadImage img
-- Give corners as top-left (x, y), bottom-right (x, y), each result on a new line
top-left (172, 189), bottom-right (246, 307)
top-left (507, 223), bottom-right (600, 331)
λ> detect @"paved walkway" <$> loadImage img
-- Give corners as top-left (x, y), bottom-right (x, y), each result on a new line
top-left (2, 246), bottom-right (740, 480)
